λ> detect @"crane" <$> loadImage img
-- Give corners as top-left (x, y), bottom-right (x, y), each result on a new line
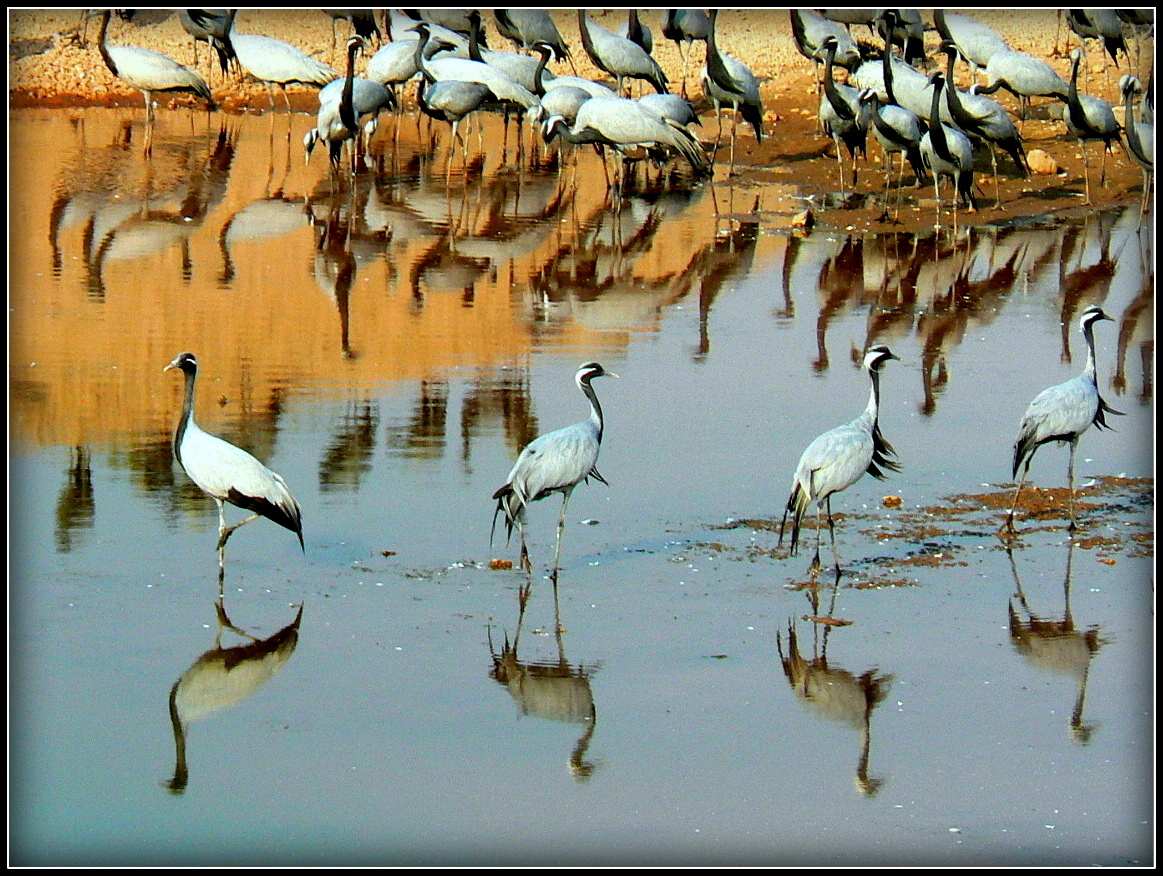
top-left (819, 35), bottom-right (870, 190)
top-left (577, 10), bottom-right (669, 96)
top-left (1003, 305), bottom-right (1122, 533)
top-left (94, 9), bottom-right (212, 155)
top-left (417, 77), bottom-right (496, 173)
top-left (779, 346), bottom-right (901, 577)
top-left (661, 9), bottom-right (710, 97)
top-left (164, 353), bottom-right (303, 573)
top-left (307, 37), bottom-right (395, 173)
top-left (492, 362), bottom-right (618, 578)
top-left (542, 95), bottom-right (712, 184)
top-left (1120, 74), bottom-right (1154, 218)
top-left (224, 11), bottom-right (340, 112)
top-left (178, 9), bottom-right (235, 80)
top-left (494, 10), bottom-right (570, 62)
top-left (1063, 48), bottom-right (1122, 205)
top-left (933, 10), bottom-right (1009, 80)
top-left (860, 90), bottom-right (925, 217)
top-left (976, 48), bottom-right (1071, 122)
top-left (938, 42), bottom-right (1028, 206)
top-left (702, 8), bottom-right (764, 174)
top-left (920, 72), bottom-right (978, 228)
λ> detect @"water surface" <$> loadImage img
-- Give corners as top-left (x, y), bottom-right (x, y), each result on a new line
top-left (9, 108), bottom-right (1155, 866)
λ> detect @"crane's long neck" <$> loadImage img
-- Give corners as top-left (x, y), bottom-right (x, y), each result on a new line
top-left (414, 29), bottom-right (436, 85)
top-left (467, 12), bottom-right (485, 62)
top-left (881, 31), bottom-right (898, 106)
top-left (864, 366), bottom-right (882, 427)
top-left (174, 365), bottom-right (198, 462)
top-left (577, 11), bottom-right (597, 66)
top-left (1066, 54), bottom-right (1086, 127)
top-left (580, 377), bottom-right (605, 443)
top-left (533, 46), bottom-right (551, 96)
top-left (1123, 85), bottom-right (1150, 166)
top-left (822, 45), bottom-right (848, 118)
top-left (706, 9), bottom-right (736, 97)
top-left (96, 10), bottom-right (117, 77)
top-left (929, 78), bottom-right (952, 158)
top-left (942, 50), bottom-right (963, 119)
top-left (1081, 318), bottom-right (1099, 383)
top-left (340, 41), bottom-right (359, 134)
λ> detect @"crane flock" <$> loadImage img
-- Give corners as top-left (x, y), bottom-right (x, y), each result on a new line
top-left (86, 9), bottom-right (1152, 216)
top-left (115, 10), bottom-right (1141, 579)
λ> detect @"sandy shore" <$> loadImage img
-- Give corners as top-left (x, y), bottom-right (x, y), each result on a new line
top-left (8, 9), bottom-right (1154, 232)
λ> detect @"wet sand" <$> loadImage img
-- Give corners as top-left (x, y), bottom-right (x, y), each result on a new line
top-left (8, 9), bottom-right (1154, 233)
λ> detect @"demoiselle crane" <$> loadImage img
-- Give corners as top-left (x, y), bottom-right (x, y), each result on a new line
top-left (492, 362), bottom-right (618, 578)
top-left (224, 11), bottom-right (340, 112)
top-left (779, 345), bottom-right (901, 577)
top-left (859, 90), bottom-right (925, 217)
top-left (620, 10), bottom-right (653, 56)
top-left (661, 9), bottom-right (710, 96)
top-left (976, 48), bottom-right (1071, 122)
top-left (494, 10), bottom-right (570, 62)
top-left (702, 8), bottom-right (764, 173)
top-left (938, 42), bottom-right (1028, 206)
top-left (178, 9), bottom-right (235, 80)
top-left (933, 10), bottom-right (1009, 80)
top-left (1003, 305), bottom-right (1122, 533)
top-left (307, 36), bottom-right (395, 172)
top-left (920, 72), bottom-right (978, 228)
top-left (542, 95), bottom-right (712, 184)
top-left (577, 10), bottom-right (669, 96)
top-left (1120, 74), bottom-right (1154, 217)
top-left (1063, 48), bottom-right (1122, 205)
top-left (819, 35), bottom-right (871, 189)
top-left (94, 9), bottom-right (212, 154)
top-left (164, 352), bottom-right (304, 572)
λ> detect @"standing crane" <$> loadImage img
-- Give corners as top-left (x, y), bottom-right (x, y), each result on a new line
top-left (860, 90), bottom-right (925, 218)
top-left (1003, 305), bottom-right (1122, 533)
top-left (164, 352), bottom-right (304, 575)
top-left (661, 9), bottom-right (710, 97)
top-left (307, 37), bottom-right (395, 173)
top-left (702, 8), bottom-right (764, 174)
top-left (779, 345), bottom-right (901, 578)
top-left (1063, 48), bottom-right (1122, 206)
top-left (224, 11), bottom-right (340, 112)
top-left (938, 42), bottom-right (1028, 207)
top-left (920, 72), bottom-right (978, 228)
top-left (492, 362), bottom-right (619, 578)
top-left (933, 10), bottom-right (1009, 80)
top-left (494, 10), bottom-right (570, 62)
top-left (976, 48), bottom-right (1071, 123)
top-left (416, 77), bottom-right (497, 174)
top-left (178, 9), bottom-right (235, 81)
top-left (577, 10), bottom-right (669, 96)
top-left (1120, 74), bottom-right (1154, 218)
top-left (542, 95), bottom-right (711, 185)
top-left (818, 35), bottom-right (871, 190)
top-left (94, 9), bottom-right (213, 155)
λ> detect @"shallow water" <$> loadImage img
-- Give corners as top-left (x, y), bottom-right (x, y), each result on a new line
top-left (8, 108), bottom-right (1155, 866)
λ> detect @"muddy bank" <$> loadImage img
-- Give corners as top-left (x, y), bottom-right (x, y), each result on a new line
top-left (8, 9), bottom-right (1154, 234)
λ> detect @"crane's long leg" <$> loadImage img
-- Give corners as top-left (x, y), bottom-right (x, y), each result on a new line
top-left (1003, 463), bottom-right (1031, 533)
top-left (810, 501), bottom-right (824, 575)
top-left (825, 495), bottom-right (842, 573)
top-left (1081, 140), bottom-right (1093, 205)
top-left (552, 488), bottom-right (575, 580)
top-left (518, 518), bottom-right (531, 573)
top-left (217, 500), bottom-right (262, 551)
top-left (1066, 438), bottom-right (1079, 531)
